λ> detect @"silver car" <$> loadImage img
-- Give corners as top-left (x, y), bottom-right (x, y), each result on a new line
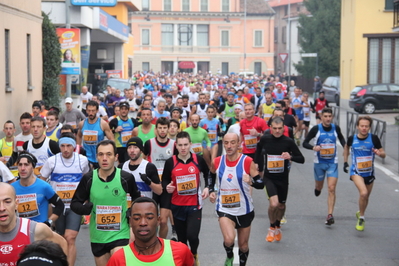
top-left (321, 76), bottom-right (340, 106)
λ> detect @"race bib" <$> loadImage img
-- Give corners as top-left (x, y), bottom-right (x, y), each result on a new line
top-left (83, 130), bottom-right (98, 145)
top-left (67, 121), bottom-right (77, 129)
top-left (56, 183), bottom-right (78, 208)
top-left (17, 194), bottom-right (39, 218)
top-left (221, 189), bottom-right (240, 208)
top-left (356, 156), bottom-right (372, 173)
top-left (96, 205), bottom-right (122, 231)
top-left (293, 103), bottom-right (301, 109)
top-left (121, 131), bottom-right (132, 145)
top-left (176, 174), bottom-right (197, 195)
top-left (263, 114), bottom-right (272, 122)
top-left (208, 130), bottom-right (217, 142)
top-left (244, 135), bottom-right (257, 150)
top-left (82, 99), bottom-right (88, 104)
top-left (158, 168), bottom-right (163, 180)
top-left (126, 194), bottom-right (132, 208)
top-left (267, 155), bottom-right (284, 173)
top-left (191, 143), bottom-right (203, 154)
top-left (320, 143), bottom-right (335, 159)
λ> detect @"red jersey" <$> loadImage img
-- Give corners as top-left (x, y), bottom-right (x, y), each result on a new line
top-left (240, 116), bottom-right (268, 154)
top-left (0, 218), bottom-right (33, 265)
top-left (315, 98), bottom-right (328, 113)
top-left (106, 238), bottom-right (194, 266)
top-left (171, 154), bottom-right (202, 207)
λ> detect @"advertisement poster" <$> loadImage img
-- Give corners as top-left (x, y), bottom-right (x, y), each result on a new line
top-left (57, 28), bottom-right (81, 75)
top-left (106, 70), bottom-right (123, 78)
top-left (81, 45), bottom-right (91, 87)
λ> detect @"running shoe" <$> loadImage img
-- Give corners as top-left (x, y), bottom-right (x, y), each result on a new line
top-left (224, 256), bottom-right (234, 266)
top-left (314, 189), bottom-right (321, 197)
top-left (280, 216), bottom-right (287, 225)
top-left (274, 226), bottom-right (282, 241)
top-left (266, 227), bottom-right (275, 242)
top-left (356, 218), bottom-right (365, 231)
top-left (171, 231), bottom-right (178, 242)
top-left (193, 254), bottom-right (200, 266)
top-left (356, 211), bottom-right (360, 219)
top-left (325, 214), bottom-right (334, 225)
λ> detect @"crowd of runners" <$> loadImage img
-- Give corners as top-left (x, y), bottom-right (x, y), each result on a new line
top-left (0, 72), bottom-right (386, 266)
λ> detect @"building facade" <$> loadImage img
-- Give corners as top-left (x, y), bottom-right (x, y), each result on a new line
top-left (0, 0), bottom-right (43, 124)
top-left (130, 0), bottom-right (275, 75)
top-left (340, 0), bottom-right (399, 107)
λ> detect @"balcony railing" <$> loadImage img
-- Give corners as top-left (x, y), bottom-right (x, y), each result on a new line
top-left (394, 0), bottom-right (399, 30)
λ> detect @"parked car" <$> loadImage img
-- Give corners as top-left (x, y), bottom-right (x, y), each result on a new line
top-left (104, 78), bottom-right (131, 96)
top-left (349, 83), bottom-right (399, 114)
top-left (321, 76), bottom-right (340, 106)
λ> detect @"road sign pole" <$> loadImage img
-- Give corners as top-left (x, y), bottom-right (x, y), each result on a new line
top-left (316, 55), bottom-right (318, 77)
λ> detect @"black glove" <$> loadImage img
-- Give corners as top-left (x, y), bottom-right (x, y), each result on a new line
top-left (343, 162), bottom-right (349, 173)
top-left (82, 201), bottom-right (93, 215)
top-left (140, 173), bottom-right (152, 186)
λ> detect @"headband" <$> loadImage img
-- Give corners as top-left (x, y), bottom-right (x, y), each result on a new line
top-left (58, 137), bottom-right (76, 148)
top-left (17, 153), bottom-right (37, 168)
top-left (234, 104), bottom-right (244, 111)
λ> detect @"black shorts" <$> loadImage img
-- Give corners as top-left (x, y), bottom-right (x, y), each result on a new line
top-left (264, 178), bottom-right (289, 203)
top-left (153, 191), bottom-right (171, 209)
top-left (54, 208), bottom-right (81, 235)
top-left (217, 211), bottom-right (254, 229)
top-left (350, 175), bottom-right (376, 185)
top-left (303, 121), bottom-right (310, 127)
top-left (91, 239), bottom-right (129, 257)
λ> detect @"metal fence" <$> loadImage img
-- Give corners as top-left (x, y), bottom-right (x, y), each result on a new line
top-left (346, 111), bottom-right (387, 164)
top-left (331, 106), bottom-right (340, 127)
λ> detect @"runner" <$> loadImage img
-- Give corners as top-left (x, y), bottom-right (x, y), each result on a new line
top-left (259, 92), bottom-right (275, 123)
top-left (199, 105), bottom-right (222, 166)
top-left (40, 132), bottom-right (90, 266)
top-left (0, 182), bottom-right (68, 266)
top-left (168, 119), bottom-right (180, 140)
top-left (131, 108), bottom-right (156, 144)
top-left (59, 97), bottom-right (86, 130)
top-left (162, 131), bottom-right (213, 266)
top-left (343, 116), bottom-right (386, 231)
top-left (303, 108), bottom-right (346, 225)
top-left (77, 100), bottom-right (114, 169)
top-left (183, 114), bottom-right (211, 157)
top-left (45, 110), bottom-right (63, 142)
top-left (70, 140), bottom-right (141, 266)
top-left (80, 85), bottom-right (93, 116)
top-left (106, 197), bottom-right (194, 266)
top-left (0, 120), bottom-right (18, 178)
top-left (192, 93), bottom-right (209, 120)
top-left (299, 92), bottom-right (311, 140)
top-left (13, 112), bottom-right (33, 153)
top-left (12, 152), bottom-right (65, 223)
top-left (240, 103), bottom-right (268, 159)
top-left (210, 133), bottom-right (263, 266)
top-left (291, 87), bottom-right (304, 146)
top-left (312, 91), bottom-right (329, 124)
top-left (255, 117), bottom-right (304, 242)
top-left (218, 92), bottom-right (236, 124)
top-left (109, 101), bottom-right (139, 163)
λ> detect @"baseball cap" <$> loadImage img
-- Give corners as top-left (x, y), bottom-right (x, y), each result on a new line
top-left (65, 97), bottom-right (73, 104)
top-left (164, 93), bottom-right (172, 98)
top-left (118, 101), bottom-right (130, 109)
top-left (227, 92), bottom-right (235, 96)
top-left (32, 101), bottom-right (41, 109)
top-left (126, 137), bottom-right (144, 152)
top-left (171, 107), bottom-right (182, 114)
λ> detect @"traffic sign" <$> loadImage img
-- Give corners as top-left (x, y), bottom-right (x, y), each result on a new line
top-left (278, 53), bottom-right (288, 63)
top-left (301, 53), bottom-right (318, 57)
top-left (71, 0), bottom-right (117, 6)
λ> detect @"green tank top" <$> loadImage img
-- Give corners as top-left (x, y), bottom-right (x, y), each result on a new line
top-left (89, 168), bottom-right (129, 243)
top-left (138, 125), bottom-right (156, 144)
top-left (224, 103), bottom-right (236, 118)
top-left (123, 239), bottom-right (174, 265)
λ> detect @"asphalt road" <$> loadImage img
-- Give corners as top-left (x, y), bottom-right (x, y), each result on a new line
top-left (74, 143), bottom-right (399, 266)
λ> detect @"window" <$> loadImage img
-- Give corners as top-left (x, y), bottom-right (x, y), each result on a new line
top-left (27, 34), bottom-right (31, 86)
top-left (142, 29), bottom-right (150, 45)
top-left (162, 24), bottom-right (174, 46)
top-left (274, 27), bottom-right (278, 43)
top-left (222, 0), bottom-right (229, 12)
top-left (368, 37), bottom-right (399, 84)
top-left (371, 84), bottom-right (388, 92)
top-left (200, 0), bottom-right (208, 12)
top-left (197, 25), bottom-right (209, 46)
top-left (182, 0), bottom-right (190, 11)
top-left (178, 24), bottom-right (192, 46)
top-left (282, 26), bottom-right (287, 44)
top-left (221, 30), bottom-right (229, 47)
top-left (385, 0), bottom-right (394, 10)
top-left (164, 0), bottom-right (171, 11)
top-left (389, 84), bottom-right (399, 93)
top-left (142, 0), bottom-right (149, 11)
top-left (222, 62), bottom-right (229, 75)
top-left (254, 62), bottom-right (262, 76)
top-left (5, 29), bottom-right (10, 88)
top-left (142, 62), bottom-right (150, 71)
top-left (254, 30), bottom-right (262, 47)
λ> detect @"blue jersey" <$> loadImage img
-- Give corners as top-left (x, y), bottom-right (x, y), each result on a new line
top-left (313, 124), bottom-right (338, 164)
top-left (291, 96), bottom-right (303, 119)
top-left (350, 133), bottom-right (375, 177)
top-left (115, 117), bottom-right (135, 148)
top-left (81, 118), bottom-right (104, 163)
top-left (199, 118), bottom-right (220, 146)
top-left (12, 178), bottom-right (56, 222)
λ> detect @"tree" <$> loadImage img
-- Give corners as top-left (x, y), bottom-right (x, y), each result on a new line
top-left (294, 0), bottom-right (341, 79)
top-left (42, 12), bottom-right (62, 108)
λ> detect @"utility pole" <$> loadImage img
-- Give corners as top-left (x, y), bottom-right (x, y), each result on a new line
top-left (65, 0), bottom-right (72, 97)
top-left (287, 0), bottom-right (291, 85)
top-left (244, 0), bottom-right (247, 72)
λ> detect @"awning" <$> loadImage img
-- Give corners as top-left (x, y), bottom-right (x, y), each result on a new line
top-left (178, 61), bottom-right (195, 69)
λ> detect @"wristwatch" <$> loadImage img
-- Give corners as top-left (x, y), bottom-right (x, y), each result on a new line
top-left (44, 219), bottom-right (53, 227)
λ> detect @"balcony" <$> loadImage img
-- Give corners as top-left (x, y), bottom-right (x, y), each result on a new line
top-left (394, 0), bottom-right (399, 31)
top-left (135, 45), bottom-right (240, 54)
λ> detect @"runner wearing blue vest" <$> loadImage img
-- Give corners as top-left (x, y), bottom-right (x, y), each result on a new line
top-left (303, 108), bottom-right (346, 226)
top-left (77, 101), bottom-right (114, 169)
